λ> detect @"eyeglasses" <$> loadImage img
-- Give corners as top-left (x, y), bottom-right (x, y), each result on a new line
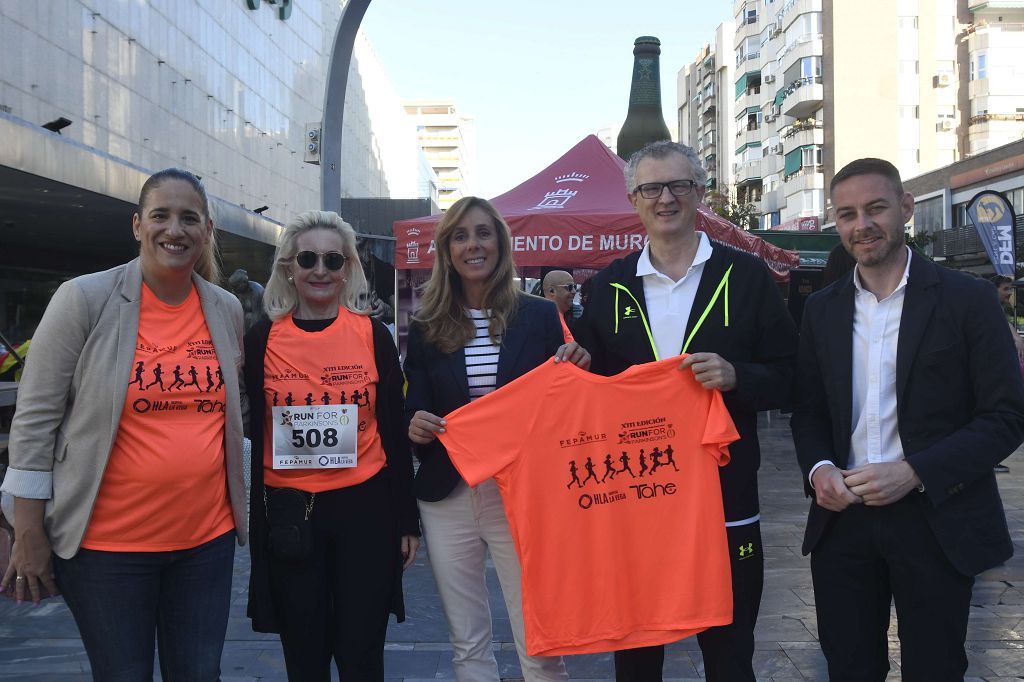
top-left (555, 283), bottom-right (580, 294)
top-left (633, 179), bottom-right (698, 199)
top-left (294, 250), bottom-right (347, 271)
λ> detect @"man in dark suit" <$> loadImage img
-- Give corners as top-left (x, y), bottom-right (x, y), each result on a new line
top-left (792, 157), bottom-right (1024, 681)
top-left (574, 140), bottom-right (798, 681)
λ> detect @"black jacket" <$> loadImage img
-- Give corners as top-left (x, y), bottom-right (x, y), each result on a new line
top-left (791, 255), bottom-right (1024, 575)
top-left (244, 315), bottom-right (419, 633)
top-left (404, 294), bottom-right (566, 502)
top-left (574, 243), bottom-right (798, 522)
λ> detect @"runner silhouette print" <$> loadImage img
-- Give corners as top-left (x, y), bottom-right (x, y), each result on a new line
top-left (582, 457), bottom-right (599, 486)
top-left (567, 460), bottom-right (582, 489)
top-left (130, 361), bottom-right (146, 390)
top-left (618, 451), bottom-right (635, 478)
top-left (663, 444), bottom-right (679, 472)
top-left (168, 364), bottom-right (185, 391)
top-left (145, 363), bottom-right (165, 391)
top-left (601, 454), bottom-right (617, 482)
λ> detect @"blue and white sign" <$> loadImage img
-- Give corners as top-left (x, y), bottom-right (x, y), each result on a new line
top-left (967, 190), bottom-right (1017, 277)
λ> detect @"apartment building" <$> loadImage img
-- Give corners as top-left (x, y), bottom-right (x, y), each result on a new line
top-left (677, 22), bottom-right (737, 192)
top-left (404, 100), bottom-right (477, 211)
top-left (678, 0), bottom-right (1024, 231)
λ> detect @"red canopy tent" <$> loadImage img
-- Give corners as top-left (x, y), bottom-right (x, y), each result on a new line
top-left (394, 135), bottom-right (799, 282)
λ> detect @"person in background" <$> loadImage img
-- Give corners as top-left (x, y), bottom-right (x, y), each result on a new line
top-left (0, 168), bottom-right (247, 680)
top-left (989, 274), bottom-right (1024, 472)
top-left (542, 270), bottom-right (578, 323)
top-left (404, 196), bottom-right (588, 682)
top-left (245, 210), bottom-right (419, 681)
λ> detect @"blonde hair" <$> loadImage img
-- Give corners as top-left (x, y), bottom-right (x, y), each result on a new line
top-left (137, 168), bottom-right (220, 283)
top-left (414, 196), bottom-right (520, 353)
top-left (263, 210), bottom-right (367, 321)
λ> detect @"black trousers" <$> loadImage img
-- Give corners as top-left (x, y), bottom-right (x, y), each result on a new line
top-left (810, 496), bottom-right (974, 682)
top-left (267, 472), bottom-right (398, 681)
top-left (614, 522), bottom-right (764, 682)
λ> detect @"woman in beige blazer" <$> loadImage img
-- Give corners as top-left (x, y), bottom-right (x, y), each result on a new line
top-left (0, 168), bottom-right (247, 681)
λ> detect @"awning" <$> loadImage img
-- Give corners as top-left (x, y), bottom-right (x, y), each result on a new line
top-left (735, 71), bottom-right (760, 98)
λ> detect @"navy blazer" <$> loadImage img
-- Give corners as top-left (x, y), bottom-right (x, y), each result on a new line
top-left (404, 294), bottom-right (566, 501)
top-left (792, 253), bottom-right (1024, 576)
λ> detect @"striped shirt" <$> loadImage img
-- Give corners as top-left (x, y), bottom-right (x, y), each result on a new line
top-left (465, 309), bottom-right (501, 401)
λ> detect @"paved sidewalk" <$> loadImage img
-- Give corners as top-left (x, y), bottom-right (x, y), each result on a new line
top-left (2, 413), bottom-right (1023, 680)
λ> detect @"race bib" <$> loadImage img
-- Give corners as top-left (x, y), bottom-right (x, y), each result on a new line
top-left (272, 405), bottom-right (357, 469)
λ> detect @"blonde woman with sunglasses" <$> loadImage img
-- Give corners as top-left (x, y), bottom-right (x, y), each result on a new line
top-left (244, 211), bottom-right (419, 680)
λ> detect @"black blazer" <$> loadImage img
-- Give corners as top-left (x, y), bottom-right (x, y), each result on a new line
top-left (244, 315), bottom-right (418, 633)
top-left (573, 243), bottom-right (798, 522)
top-left (404, 294), bottom-right (566, 502)
top-left (792, 254), bottom-right (1024, 576)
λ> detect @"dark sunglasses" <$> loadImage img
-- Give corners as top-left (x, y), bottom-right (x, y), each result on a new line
top-left (294, 250), bottom-right (346, 271)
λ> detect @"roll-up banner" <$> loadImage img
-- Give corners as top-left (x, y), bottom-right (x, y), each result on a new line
top-left (967, 190), bottom-right (1017, 277)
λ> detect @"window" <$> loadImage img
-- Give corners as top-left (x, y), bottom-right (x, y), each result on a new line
top-left (937, 105), bottom-right (955, 119)
top-left (914, 196), bottom-right (943, 235)
top-left (802, 146), bottom-right (822, 168)
top-left (898, 16), bottom-right (919, 29)
top-left (978, 53), bottom-right (987, 79)
top-left (746, 8), bottom-right (758, 24)
top-left (898, 105), bottom-right (920, 119)
top-left (953, 202), bottom-right (969, 228)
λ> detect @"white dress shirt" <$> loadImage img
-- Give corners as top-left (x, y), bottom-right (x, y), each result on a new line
top-left (810, 247), bottom-right (912, 486)
top-left (637, 231), bottom-right (714, 361)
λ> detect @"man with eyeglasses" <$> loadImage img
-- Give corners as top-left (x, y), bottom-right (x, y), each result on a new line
top-left (574, 140), bottom-right (797, 681)
top-left (542, 270), bottom-right (578, 322)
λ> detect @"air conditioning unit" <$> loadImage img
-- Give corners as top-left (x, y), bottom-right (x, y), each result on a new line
top-left (764, 74), bottom-right (776, 83)
top-left (933, 73), bottom-right (952, 88)
top-left (764, 113), bottom-right (776, 122)
top-left (937, 119), bottom-right (954, 132)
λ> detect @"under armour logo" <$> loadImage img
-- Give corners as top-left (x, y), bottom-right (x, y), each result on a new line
top-left (622, 305), bottom-right (636, 318)
top-left (738, 542), bottom-right (755, 559)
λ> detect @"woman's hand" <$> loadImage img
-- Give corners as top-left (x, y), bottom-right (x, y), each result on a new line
top-left (401, 535), bottom-right (420, 570)
top-left (554, 342), bottom-right (591, 370)
top-left (1, 501), bottom-right (59, 605)
top-left (409, 410), bottom-right (446, 445)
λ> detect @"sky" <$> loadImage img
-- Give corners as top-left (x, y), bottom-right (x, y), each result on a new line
top-left (360, 1), bottom-right (725, 198)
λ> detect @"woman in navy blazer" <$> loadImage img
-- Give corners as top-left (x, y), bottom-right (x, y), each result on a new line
top-left (404, 196), bottom-right (587, 681)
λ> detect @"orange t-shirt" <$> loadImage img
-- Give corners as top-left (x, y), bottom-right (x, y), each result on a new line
top-left (262, 309), bottom-right (386, 493)
top-left (82, 284), bottom-right (234, 551)
top-left (438, 356), bottom-right (738, 656)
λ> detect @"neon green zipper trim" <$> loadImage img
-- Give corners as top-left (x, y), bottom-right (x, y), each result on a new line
top-left (610, 283), bottom-right (660, 361)
top-left (681, 264), bottom-right (733, 354)
top-left (611, 263), bottom-right (733, 359)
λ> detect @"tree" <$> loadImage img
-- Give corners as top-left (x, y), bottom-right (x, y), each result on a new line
top-left (705, 184), bottom-right (760, 231)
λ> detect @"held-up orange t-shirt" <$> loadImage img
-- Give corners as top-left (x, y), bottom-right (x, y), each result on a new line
top-left (262, 309), bottom-right (386, 493)
top-left (82, 284), bottom-right (234, 551)
top-left (438, 356), bottom-right (738, 657)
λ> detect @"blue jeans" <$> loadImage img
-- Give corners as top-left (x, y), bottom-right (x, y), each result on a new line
top-left (54, 530), bottom-right (235, 682)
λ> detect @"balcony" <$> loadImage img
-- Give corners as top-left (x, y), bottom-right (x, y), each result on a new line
top-left (932, 218), bottom-right (1024, 259)
top-left (782, 76), bottom-right (824, 118)
top-left (781, 121), bottom-right (824, 154)
top-left (735, 159), bottom-right (763, 186)
top-left (762, 187), bottom-right (783, 214)
top-left (735, 125), bottom-right (763, 151)
top-left (779, 34), bottom-right (823, 73)
top-left (783, 167), bottom-right (824, 195)
top-left (780, 0), bottom-right (823, 30)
